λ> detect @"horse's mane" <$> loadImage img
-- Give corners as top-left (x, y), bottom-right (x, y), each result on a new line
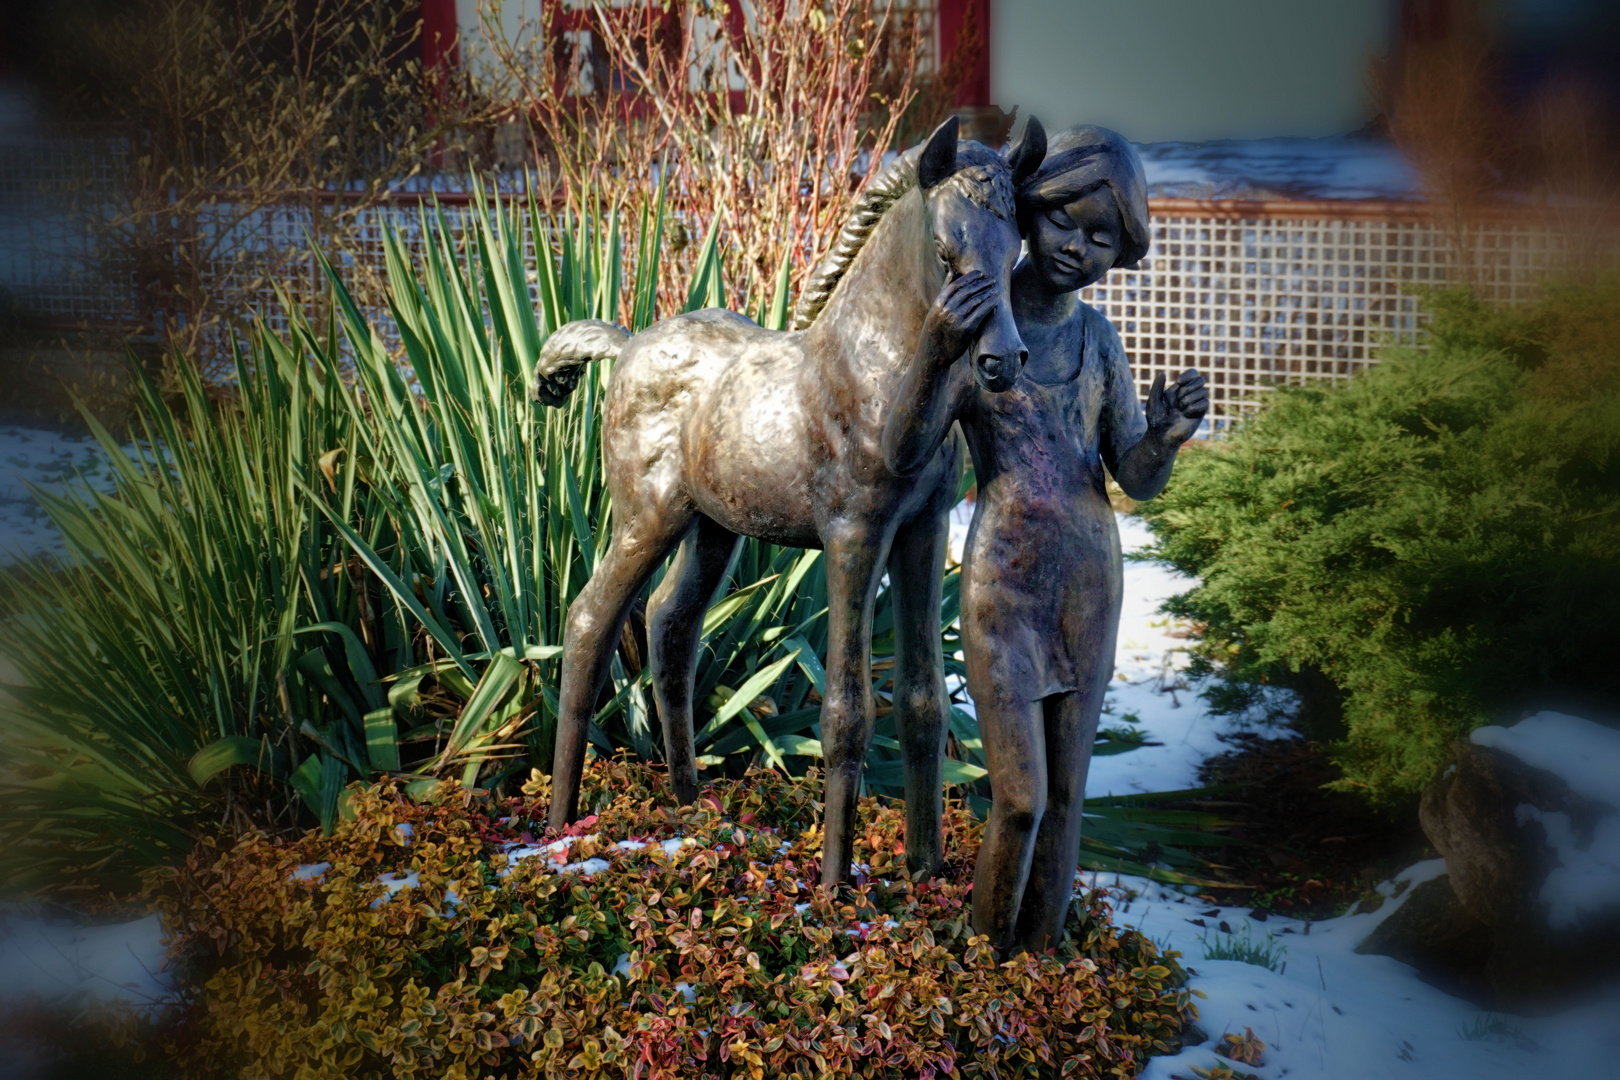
top-left (790, 143), bottom-right (1012, 331)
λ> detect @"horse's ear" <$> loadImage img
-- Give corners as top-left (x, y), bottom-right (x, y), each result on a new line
top-left (1008, 116), bottom-right (1046, 185)
top-left (918, 115), bottom-right (960, 190)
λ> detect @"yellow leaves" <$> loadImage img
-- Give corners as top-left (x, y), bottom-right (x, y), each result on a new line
top-left (567, 1037), bottom-right (605, 1070)
top-left (468, 944), bottom-right (509, 970)
top-left (495, 987), bottom-right (529, 1018)
top-left (349, 981), bottom-right (382, 1006)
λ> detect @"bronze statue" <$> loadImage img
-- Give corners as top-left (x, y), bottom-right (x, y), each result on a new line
top-left (534, 117), bottom-right (1047, 885)
top-left (883, 122), bottom-right (1209, 954)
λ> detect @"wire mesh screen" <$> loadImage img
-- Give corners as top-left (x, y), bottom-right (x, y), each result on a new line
top-left (186, 197), bottom-right (538, 352)
top-left (0, 134), bottom-right (143, 328)
top-left (1081, 202), bottom-right (1591, 426)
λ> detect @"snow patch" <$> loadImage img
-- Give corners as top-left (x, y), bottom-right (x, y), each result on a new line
top-left (1093, 861), bottom-right (1620, 1080)
top-left (1470, 712), bottom-right (1620, 806)
top-left (1135, 136), bottom-right (1421, 202)
top-left (1515, 805), bottom-right (1620, 931)
top-left (1471, 712), bottom-right (1620, 930)
top-left (0, 911), bottom-right (169, 1008)
top-left (369, 869), bottom-right (420, 907)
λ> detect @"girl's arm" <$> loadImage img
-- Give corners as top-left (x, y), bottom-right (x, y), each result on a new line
top-left (882, 271), bottom-right (993, 476)
top-left (1097, 314), bottom-right (1208, 500)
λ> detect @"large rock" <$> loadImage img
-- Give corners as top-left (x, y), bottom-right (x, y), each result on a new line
top-left (1415, 712), bottom-right (1620, 1010)
top-left (1354, 875), bottom-right (1493, 999)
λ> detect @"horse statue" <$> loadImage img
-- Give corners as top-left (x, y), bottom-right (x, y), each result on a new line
top-left (533, 117), bottom-right (1045, 885)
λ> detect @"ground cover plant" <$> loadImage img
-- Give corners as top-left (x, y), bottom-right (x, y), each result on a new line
top-left (1138, 282), bottom-right (1620, 802)
top-left (149, 759), bottom-right (1196, 1079)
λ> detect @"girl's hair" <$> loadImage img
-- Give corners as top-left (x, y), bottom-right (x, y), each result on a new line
top-left (1014, 125), bottom-right (1151, 270)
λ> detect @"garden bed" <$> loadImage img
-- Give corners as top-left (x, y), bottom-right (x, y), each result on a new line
top-left (144, 761), bottom-right (1194, 1079)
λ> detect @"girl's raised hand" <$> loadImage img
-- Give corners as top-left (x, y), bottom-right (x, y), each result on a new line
top-left (1146, 368), bottom-right (1209, 444)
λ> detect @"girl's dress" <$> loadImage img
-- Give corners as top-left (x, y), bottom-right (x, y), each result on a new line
top-left (958, 302), bottom-right (1147, 701)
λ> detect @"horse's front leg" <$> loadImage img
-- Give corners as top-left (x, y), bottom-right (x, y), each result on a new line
top-left (888, 492), bottom-right (953, 881)
top-left (818, 518), bottom-right (891, 887)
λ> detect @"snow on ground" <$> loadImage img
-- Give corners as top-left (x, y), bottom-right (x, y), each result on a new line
top-left (0, 909), bottom-right (168, 1009)
top-left (1090, 513), bottom-right (1294, 798)
top-left (1098, 863), bottom-right (1620, 1080)
top-left (0, 424), bottom-right (121, 565)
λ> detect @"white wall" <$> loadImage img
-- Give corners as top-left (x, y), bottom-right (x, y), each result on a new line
top-left (457, 0), bottom-right (544, 81)
top-left (991, 0), bottom-right (1392, 143)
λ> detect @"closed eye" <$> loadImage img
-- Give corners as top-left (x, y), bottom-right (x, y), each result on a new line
top-left (1045, 208), bottom-right (1076, 230)
top-left (1091, 232), bottom-right (1114, 247)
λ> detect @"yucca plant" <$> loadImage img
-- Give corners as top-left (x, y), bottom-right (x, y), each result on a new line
top-left (0, 325), bottom-right (350, 890)
top-left (301, 185), bottom-right (971, 802)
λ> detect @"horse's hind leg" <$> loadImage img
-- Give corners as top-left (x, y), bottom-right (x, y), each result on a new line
top-left (888, 500), bottom-right (952, 881)
top-left (646, 514), bottom-right (742, 805)
top-left (549, 509), bottom-right (693, 831)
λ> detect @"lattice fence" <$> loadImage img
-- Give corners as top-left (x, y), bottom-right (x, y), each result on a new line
top-left (1081, 200), bottom-right (1587, 426)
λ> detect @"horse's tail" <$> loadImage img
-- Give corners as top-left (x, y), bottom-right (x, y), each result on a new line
top-left (532, 319), bottom-right (628, 406)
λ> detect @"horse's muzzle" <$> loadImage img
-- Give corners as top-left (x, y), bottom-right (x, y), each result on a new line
top-left (974, 350), bottom-right (1027, 394)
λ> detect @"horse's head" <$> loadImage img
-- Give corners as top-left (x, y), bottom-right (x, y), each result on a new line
top-left (916, 115), bottom-right (1045, 393)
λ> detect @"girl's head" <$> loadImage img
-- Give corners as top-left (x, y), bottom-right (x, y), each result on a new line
top-left (1013, 124), bottom-right (1150, 291)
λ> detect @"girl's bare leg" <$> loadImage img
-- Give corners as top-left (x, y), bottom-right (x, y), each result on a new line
top-left (1013, 577), bottom-right (1120, 953)
top-left (971, 684), bottom-right (1048, 953)
top-left (1011, 687), bottom-right (1106, 952)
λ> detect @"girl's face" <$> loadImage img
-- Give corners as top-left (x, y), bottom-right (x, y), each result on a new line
top-left (1025, 187), bottom-right (1123, 292)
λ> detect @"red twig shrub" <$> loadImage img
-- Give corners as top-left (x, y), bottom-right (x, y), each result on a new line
top-left (150, 761), bottom-right (1195, 1078)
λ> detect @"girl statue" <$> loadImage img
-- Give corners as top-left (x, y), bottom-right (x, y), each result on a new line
top-left (882, 122), bottom-right (1209, 955)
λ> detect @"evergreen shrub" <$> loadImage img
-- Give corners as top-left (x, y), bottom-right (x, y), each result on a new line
top-left (1138, 283), bottom-right (1620, 801)
top-left (149, 761), bottom-right (1194, 1079)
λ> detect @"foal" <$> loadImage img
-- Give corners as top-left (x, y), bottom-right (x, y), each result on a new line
top-left (535, 118), bottom-right (1045, 884)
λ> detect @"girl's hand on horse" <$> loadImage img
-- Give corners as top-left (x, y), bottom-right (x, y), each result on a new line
top-left (1146, 368), bottom-right (1209, 445)
top-left (922, 269), bottom-right (998, 367)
